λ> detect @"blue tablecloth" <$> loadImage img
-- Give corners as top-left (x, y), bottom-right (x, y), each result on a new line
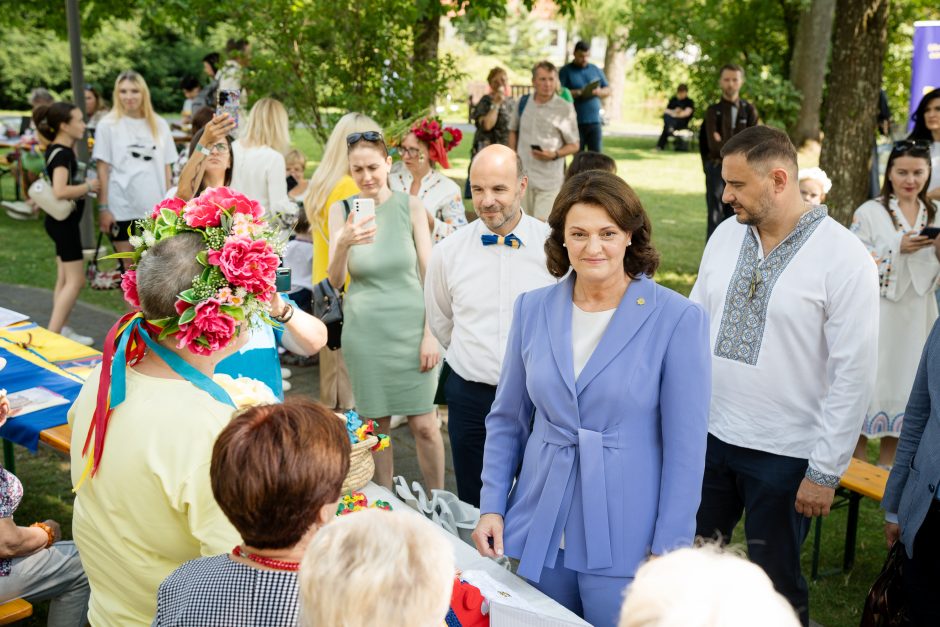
top-left (0, 347), bottom-right (83, 451)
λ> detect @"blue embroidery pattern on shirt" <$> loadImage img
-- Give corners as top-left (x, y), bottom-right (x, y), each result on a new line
top-left (714, 206), bottom-right (828, 365)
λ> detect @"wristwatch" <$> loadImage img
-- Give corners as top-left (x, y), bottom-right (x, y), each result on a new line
top-left (195, 143), bottom-right (211, 157)
top-left (554, 150), bottom-right (560, 160)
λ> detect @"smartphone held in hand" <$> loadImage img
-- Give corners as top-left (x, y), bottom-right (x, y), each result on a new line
top-left (353, 197), bottom-right (376, 221)
top-left (920, 226), bottom-right (940, 240)
top-left (275, 267), bottom-right (292, 293)
top-left (216, 89), bottom-right (241, 130)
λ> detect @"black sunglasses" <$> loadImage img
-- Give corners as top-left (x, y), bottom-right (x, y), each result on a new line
top-left (893, 139), bottom-right (931, 154)
top-left (346, 131), bottom-right (384, 146)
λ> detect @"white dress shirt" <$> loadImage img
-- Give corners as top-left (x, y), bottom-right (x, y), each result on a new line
top-left (690, 206), bottom-right (880, 486)
top-left (425, 213), bottom-right (555, 386)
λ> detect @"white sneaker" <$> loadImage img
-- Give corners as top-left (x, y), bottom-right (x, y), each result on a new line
top-left (61, 326), bottom-right (94, 346)
top-left (282, 379), bottom-right (293, 392)
top-left (281, 367), bottom-right (292, 380)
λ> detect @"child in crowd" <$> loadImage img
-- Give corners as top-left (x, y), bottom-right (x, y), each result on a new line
top-left (798, 167), bottom-right (832, 206)
top-left (299, 510), bottom-right (454, 627)
top-left (280, 211), bottom-right (317, 367)
top-left (178, 76), bottom-right (204, 128)
top-left (286, 148), bottom-right (309, 203)
top-left (566, 150), bottom-right (617, 180)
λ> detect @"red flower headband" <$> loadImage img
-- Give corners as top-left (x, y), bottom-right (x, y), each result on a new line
top-left (411, 117), bottom-right (462, 169)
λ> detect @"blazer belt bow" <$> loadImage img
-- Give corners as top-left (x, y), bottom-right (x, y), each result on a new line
top-left (517, 420), bottom-right (622, 580)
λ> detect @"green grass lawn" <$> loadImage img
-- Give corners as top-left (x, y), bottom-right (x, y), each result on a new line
top-left (1, 131), bottom-right (881, 627)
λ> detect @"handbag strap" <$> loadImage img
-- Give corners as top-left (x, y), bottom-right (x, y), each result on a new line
top-left (42, 147), bottom-right (64, 179)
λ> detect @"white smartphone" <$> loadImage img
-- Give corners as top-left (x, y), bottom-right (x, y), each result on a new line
top-left (353, 197), bottom-right (375, 222)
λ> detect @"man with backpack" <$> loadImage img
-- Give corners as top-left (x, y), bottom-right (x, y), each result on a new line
top-left (702, 64), bottom-right (759, 240)
top-left (509, 61), bottom-right (579, 221)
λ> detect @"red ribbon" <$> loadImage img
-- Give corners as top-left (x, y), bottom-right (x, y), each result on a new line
top-left (82, 312), bottom-right (157, 478)
top-left (427, 137), bottom-right (450, 169)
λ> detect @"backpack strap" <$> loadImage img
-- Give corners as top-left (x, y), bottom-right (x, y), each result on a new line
top-left (518, 94), bottom-right (529, 117)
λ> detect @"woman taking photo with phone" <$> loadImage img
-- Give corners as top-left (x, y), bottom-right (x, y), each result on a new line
top-left (32, 102), bottom-right (101, 346)
top-left (327, 131), bottom-right (444, 491)
top-left (94, 70), bottom-right (176, 265)
top-left (851, 140), bottom-right (940, 468)
top-left (304, 112), bottom-right (382, 412)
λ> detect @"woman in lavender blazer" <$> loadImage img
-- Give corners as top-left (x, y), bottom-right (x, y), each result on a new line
top-left (472, 171), bottom-right (711, 627)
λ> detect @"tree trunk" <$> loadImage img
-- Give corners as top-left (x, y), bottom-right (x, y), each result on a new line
top-left (789, 0), bottom-right (836, 146)
top-left (414, 13), bottom-right (440, 72)
top-left (819, 0), bottom-right (891, 227)
top-left (603, 35), bottom-right (627, 123)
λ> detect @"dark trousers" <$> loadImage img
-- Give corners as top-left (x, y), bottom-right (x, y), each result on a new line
top-left (444, 370), bottom-right (497, 508)
top-left (696, 434), bottom-right (811, 626)
top-left (902, 499), bottom-right (940, 626)
top-left (578, 123), bottom-right (603, 152)
top-left (656, 114), bottom-right (690, 149)
top-left (704, 160), bottom-right (734, 240)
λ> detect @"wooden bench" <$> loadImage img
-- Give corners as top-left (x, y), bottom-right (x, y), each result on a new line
top-left (0, 599), bottom-right (33, 624)
top-left (810, 458), bottom-right (889, 579)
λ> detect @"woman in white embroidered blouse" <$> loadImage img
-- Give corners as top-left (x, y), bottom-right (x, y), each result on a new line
top-left (389, 118), bottom-right (467, 243)
top-left (851, 141), bottom-right (940, 467)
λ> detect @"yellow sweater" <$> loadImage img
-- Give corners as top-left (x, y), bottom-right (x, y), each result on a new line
top-left (312, 175), bottom-right (360, 285)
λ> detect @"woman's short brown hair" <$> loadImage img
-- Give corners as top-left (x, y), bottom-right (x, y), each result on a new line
top-left (545, 171), bottom-right (660, 279)
top-left (210, 398), bottom-right (351, 549)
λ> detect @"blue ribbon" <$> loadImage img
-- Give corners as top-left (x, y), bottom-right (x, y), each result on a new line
top-left (110, 318), bottom-right (235, 410)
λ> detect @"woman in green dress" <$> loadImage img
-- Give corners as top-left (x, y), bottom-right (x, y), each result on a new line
top-left (327, 132), bottom-right (444, 490)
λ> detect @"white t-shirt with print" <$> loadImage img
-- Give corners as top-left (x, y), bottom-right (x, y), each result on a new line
top-left (93, 115), bottom-right (177, 221)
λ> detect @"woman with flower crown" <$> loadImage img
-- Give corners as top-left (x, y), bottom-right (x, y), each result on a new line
top-left (389, 117), bottom-right (466, 243)
top-left (67, 190), bottom-right (295, 625)
top-left (328, 131), bottom-right (445, 491)
top-left (174, 113), bottom-right (328, 397)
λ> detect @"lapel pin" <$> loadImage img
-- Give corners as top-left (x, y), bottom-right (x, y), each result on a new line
top-left (636, 297), bottom-right (646, 306)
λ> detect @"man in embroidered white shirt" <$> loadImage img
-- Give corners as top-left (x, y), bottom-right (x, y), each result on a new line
top-left (425, 145), bottom-right (555, 507)
top-left (690, 126), bottom-right (879, 626)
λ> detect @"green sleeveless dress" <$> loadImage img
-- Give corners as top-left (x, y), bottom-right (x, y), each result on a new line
top-left (343, 191), bottom-right (437, 418)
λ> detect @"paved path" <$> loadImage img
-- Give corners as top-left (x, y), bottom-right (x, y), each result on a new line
top-left (1, 283), bottom-right (458, 494)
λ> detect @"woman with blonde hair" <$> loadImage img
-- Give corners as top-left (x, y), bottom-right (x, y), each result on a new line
top-left (231, 98), bottom-right (294, 228)
top-left (93, 70), bottom-right (176, 259)
top-left (299, 510), bottom-right (454, 627)
top-left (303, 112), bottom-right (382, 411)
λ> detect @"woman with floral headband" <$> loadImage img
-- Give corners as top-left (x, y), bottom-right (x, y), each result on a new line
top-left (67, 191), bottom-right (291, 625)
top-left (328, 131), bottom-right (444, 491)
top-left (389, 117), bottom-right (466, 243)
top-left (175, 114), bottom-right (328, 397)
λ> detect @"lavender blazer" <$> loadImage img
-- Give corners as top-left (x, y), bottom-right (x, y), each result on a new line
top-left (479, 273), bottom-right (711, 582)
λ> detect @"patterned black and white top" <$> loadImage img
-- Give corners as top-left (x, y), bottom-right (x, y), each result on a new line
top-left (153, 554), bottom-right (299, 626)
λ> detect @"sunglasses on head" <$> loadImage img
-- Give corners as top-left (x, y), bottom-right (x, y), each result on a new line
top-left (346, 131), bottom-right (384, 146)
top-left (892, 139), bottom-right (931, 154)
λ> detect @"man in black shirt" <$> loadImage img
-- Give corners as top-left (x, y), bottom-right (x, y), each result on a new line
top-left (656, 84), bottom-right (694, 150)
top-left (702, 64), bottom-right (759, 239)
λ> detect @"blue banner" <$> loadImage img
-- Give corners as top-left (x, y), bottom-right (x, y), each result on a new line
top-left (909, 21), bottom-right (940, 131)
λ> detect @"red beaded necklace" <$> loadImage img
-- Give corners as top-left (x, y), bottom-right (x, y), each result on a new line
top-left (232, 545), bottom-right (300, 572)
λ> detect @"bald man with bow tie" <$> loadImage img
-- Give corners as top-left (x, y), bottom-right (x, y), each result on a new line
top-left (425, 145), bottom-right (556, 506)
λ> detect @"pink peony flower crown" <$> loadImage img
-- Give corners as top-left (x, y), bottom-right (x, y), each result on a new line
top-left (115, 187), bottom-right (282, 356)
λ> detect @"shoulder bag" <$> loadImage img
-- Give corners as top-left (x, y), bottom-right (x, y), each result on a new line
top-left (313, 198), bottom-right (355, 350)
top-left (27, 148), bottom-right (75, 221)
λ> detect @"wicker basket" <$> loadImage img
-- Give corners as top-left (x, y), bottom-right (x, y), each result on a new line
top-left (341, 435), bottom-right (378, 494)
